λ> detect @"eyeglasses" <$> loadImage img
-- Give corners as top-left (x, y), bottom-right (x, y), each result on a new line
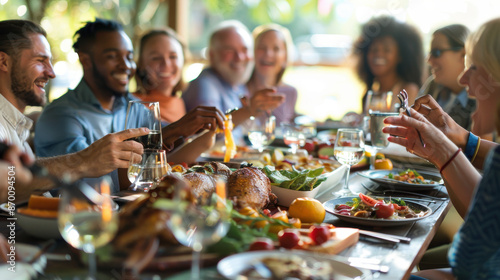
top-left (429, 47), bottom-right (463, 58)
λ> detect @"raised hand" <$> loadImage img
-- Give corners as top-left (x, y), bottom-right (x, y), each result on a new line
top-left (382, 108), bottom-right (458, 168)
top-left (75, 128), bottom-right (149, 177)
top-left (163, 106), bottom-right (226, 147)
top-left (412, 95), bottom-right (469, 148)
top-left (247, 88), bottom-right (285, 115)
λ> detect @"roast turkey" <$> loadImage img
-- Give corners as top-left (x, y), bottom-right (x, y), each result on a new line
top-left (227, 167), bottom-right (277, 210)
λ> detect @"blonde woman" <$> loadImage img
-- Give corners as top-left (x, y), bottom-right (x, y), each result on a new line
top-left (245, 24), bottom-right (297, 125)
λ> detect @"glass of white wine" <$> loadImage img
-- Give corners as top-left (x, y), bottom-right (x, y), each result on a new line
top-left (128, 149), bottom-right (169, 192)
top-left (167, 180), bottom-right (230, 280)
top-left (58, 178), bottom-right (118, 280)
top-left (281, 123), bottom-right (306, 154)
top-left (332, 129), bottom-right (365, 197)
top-left (125, 101), bottom-right (163, 149)
top-left (247, 115), bottom-right (276, 152)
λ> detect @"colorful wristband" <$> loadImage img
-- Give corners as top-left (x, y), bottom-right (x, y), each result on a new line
top-left (471, 137), bottom-right (481, 163)
top-left (464, 132), bottom-right (479, 161)
top-left (440, 148), bottom-right (462, 173)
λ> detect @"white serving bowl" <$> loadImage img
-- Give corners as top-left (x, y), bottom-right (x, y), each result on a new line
top-left (16, 210), bottom-right (60, 239)
top-left (271, 164), bottom-right (347, 207)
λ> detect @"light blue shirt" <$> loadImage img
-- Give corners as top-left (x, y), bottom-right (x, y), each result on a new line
top-left (34, 80), bottom-right (138, 192)
top-left (182, 68), bottom-right (246, 143)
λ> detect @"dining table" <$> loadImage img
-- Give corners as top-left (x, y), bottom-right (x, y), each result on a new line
top-left (0, 146), bottom-right (451, 280)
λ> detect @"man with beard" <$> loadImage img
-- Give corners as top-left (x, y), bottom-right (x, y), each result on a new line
top-left (35, 18), bottom-right (225, 192)
top-left (182, 20), bottom-right (285, 143)
top-left (0, 19), bottom-right (149, 201)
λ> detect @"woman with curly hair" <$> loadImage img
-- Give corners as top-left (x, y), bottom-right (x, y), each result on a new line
top-left (354, 16), bottom-right (424, 113)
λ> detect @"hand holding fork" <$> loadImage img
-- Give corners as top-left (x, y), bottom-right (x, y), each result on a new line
top-left (398, 89), bottom-right (426, 148)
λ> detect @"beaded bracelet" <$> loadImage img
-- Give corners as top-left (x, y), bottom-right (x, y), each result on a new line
top-left (464, 132), bottom-right (479, 161)
top-left (471, 137), bottom-right (481, 163)
top-left (440, 148), bottom-right (462, 173)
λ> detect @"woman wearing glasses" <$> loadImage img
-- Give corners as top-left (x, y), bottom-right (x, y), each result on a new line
top-left (420, 24), bottom-right (476, 130)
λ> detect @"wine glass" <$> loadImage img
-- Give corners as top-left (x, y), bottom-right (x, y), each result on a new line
top-left (281, 123), bottom-right (306, 154)
top-left (128, 149), bottom-right (169, 192)
top-left (367, 111), bottom-right (399, 168)
top-left (58, 178), bottom-right (118, 280)
top-left (247, 115), bottom-right (276, 152)
top-left (125, 101), bottom-right (163, 149)
top-left (332, 129), bottom-right (365, 197)
top-left (167, 180), bottom-right (230, 280)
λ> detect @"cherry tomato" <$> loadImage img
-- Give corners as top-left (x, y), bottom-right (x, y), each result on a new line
top-left (278, 229), bottom-right (300, 249)
top-left (359, 193), bottom-right (380, 207)
top-left (248, 238), bottom-right (275, 251)
top-left (374, 202), bottom-right (395, 218)
top-left (309, 225), bottom-right (330, 245)
top-left (262, 209), bottom-right (271, 217)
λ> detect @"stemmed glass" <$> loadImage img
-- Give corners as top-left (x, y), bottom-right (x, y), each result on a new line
top-left (125, 101), bottom-right (163, 149)
top-left (367, 112), bottom-right (399, 168)
top-left (247, 115), bottom-right (276, 152)
top-left (58, 178), bottom-right (118, 280)
top-left (281, 123), bottom-right (306, 154)
top-left (128, 149), bottom-right (169, 192)
top-left (167, 180), bottom-right (230, 280)
top-left (332, 129), bottom-right (365, 197)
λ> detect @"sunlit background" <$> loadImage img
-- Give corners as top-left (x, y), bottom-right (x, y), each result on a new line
top-left (1, 0), bottom-right (500, 121)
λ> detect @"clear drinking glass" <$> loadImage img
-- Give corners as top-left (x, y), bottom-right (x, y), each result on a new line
top-left (128, 149), bottom-right (169, 192)
top-left (364, 90), bottom-right (394, 113)
top-left (58, 179), bottom-right (118, 280)
top-left (247, 115), bottom-right (276, 152)
top-left (125, 101), bottom-right (163, 149)
top-left (167, 180), bottom-right (230, 280)
top-left (332, 129), bottom-right (365, 197)
top-left (281, 123), bottom-right (306, 154)
top-left (367, 111), bottom-right (399, 168)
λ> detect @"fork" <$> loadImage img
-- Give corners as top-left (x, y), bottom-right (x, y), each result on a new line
top-left (360, 183), bottom-right (439, 203)
top-left (398, 89), bottom-right (425, 147)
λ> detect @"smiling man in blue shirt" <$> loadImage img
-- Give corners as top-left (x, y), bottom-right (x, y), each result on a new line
top-left (35, 18), bottom-right (225, 192)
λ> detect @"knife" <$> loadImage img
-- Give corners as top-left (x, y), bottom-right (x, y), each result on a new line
top-left (359, 230), bottom-right (411, 244)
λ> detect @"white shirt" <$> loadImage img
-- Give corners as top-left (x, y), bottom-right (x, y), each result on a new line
top-left (0, 94), bottom-right (34, 158)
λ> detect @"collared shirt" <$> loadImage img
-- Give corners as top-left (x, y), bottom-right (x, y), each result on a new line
top-left (182, 68), bottom-right (247, 143)
top-left (34, 80), bottom-right (137, 192)
top-left (0, 93), bottom-right (34, 158)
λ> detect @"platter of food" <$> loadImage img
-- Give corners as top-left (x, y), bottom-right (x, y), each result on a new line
top-left (217, 250), bottom-right (371, 280)
top-left (323, 195), bottom-right (432, 227)
top-left (357, 169), bottom-right (443, 190)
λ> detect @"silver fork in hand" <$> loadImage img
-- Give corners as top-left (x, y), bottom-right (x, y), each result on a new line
top-left (398, 89), bottom-right (425, 148)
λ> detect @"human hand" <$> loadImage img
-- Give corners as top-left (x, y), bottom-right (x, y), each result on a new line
top-left (76, 128), bottom-right (149, 178)
top-left (165, 106), bottom-right (226, 140)
top-left (0, 144), bottom-right (33, 203)
top-left (412, 95), bottom-right (468, 148)
top-left (382, 108), bottom-right (458, 168)
top-left (248, 88), bottom-right (285, 115)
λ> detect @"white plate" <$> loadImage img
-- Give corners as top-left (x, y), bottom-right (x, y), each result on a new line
top-left (324, 196), bottom-right (432, 227)
top-left (271, 164), bottom-right (347, 207)
top-left (217, 250), bottom-right (371, 279)
top-left (357, 169), bottom-right (443, 191)
top-left (0, 243), bottom-right (47, 280)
